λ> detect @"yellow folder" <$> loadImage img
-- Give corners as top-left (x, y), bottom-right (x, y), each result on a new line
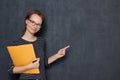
top-left (7, 44), bottom-right (40, 74)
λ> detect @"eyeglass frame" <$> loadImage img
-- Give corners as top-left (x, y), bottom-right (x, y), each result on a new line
top-left (28, 19), bottom-right (42, 28)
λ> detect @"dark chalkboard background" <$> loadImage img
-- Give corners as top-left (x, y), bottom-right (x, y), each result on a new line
top-left (0, 0), bottom-right (120, 80)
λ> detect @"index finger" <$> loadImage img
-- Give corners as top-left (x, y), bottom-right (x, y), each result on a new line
top-left (63, 45), bottom-right (70, 50)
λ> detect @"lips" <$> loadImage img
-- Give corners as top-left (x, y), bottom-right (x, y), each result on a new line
top-left (31, 26), bottom-right (40, 33)
top-left (31, 26), bottom-right (37, 31)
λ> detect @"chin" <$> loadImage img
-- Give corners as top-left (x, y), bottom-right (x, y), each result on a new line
top-left (28, 28), bottom-right (39, 34)
top-left (29, 30), bottom-right (36, 34)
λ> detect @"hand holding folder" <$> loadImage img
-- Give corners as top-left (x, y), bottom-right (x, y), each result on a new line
top-left (7, 44), bottom-right (40, 74)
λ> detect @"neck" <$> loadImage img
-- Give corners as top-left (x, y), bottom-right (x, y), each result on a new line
top-left (22, 30), bottom-right (37, 42)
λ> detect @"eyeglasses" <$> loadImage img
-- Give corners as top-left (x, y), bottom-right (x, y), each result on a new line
top-left (28, 19), bottom-right (41, 28)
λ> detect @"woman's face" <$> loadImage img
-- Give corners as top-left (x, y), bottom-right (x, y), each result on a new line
top-left (25, 14), bottom-right (42, 34)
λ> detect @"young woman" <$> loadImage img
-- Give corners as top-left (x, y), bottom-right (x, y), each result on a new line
top-left (8, 10), bottom-right (70, 80)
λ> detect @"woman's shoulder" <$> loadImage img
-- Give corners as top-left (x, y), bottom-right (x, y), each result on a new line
top-left (36, 37), bottom-right (46, 46)
top-left (8, 37), bottom-right (45, 46)
top-left (37, 37), bottom-right (45, 41)
top-left (8, 38), bottom-right (26, 46)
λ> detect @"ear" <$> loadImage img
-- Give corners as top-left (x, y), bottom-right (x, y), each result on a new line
top-left (25, 19), bottom-right (29, 25)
